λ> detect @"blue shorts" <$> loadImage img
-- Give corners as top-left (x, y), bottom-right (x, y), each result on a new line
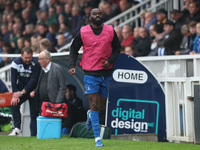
top-left (84, 75), bottom-right (111, 98)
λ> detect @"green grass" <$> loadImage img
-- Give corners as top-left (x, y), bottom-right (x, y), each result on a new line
top-left (0, 135), bottom-right (200, 150)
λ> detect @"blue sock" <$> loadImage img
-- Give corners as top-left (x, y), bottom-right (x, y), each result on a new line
top-left (90, 111), bottom-right (100, 142)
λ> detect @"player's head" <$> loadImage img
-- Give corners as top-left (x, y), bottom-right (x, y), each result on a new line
top-left (89, 8), bottom-right (103, 26)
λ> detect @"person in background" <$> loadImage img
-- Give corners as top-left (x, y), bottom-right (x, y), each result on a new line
top-left (39, 38), bottom-right (57, 53)
top-left (156, 8), bottom-right (168, 26)
top-left (0, 47), bottom-right (13, 68)
top-left (161, 20), bottom-right (183, 55)
top-left (190, 22), bottom-right (200, 54)
top-left (30, 50), bottom-right (66, 114)
top-left (148, 24), bottom-right (165, 56)
top-left (144, 11), bottom-right (157, 31)
top-left (124, 45), bottom-right (136, 57)
top-left (170, 9), bottom-right (186, 30)
top-left (185, 2), bottom-right (200, 24)
top-left (188, 21), bottom-right (197, 51)
top-left (115, 26), bottom-right (123, 43)
top-left (68, 8), bottom-right (120, 147)
top-left (180, 24), bottom-right (191, 54)
top-left (132, 27), bottom-right (151, 56)
top-left (121, 24), bottom-right (134, 47)
top-left (55, 34), bottom-right (67, 50)
top-left (62, 84), bottom-right (87, 134)
top-left (9, 47), bottom-right (41, 136)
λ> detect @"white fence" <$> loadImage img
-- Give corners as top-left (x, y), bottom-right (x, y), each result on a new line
top-left (137, 55), bottom-right (200, 143)
top-left (1, 53), bottom-right (200, 142)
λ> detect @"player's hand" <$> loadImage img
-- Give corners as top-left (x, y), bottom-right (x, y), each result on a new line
top-left (30, 91), bottom-right (35, 98)
top-left (11, 97), bottom-right (20, 106)
top-left (101, 60), bottom-right (110, 69)
top-left (13, 91), bottom-right (22, 98)
top-left (68, 68), bottom-right (76, 76)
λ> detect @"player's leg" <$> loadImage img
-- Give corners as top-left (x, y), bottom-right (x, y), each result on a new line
top-left (98, 75), bottom-right (111, 125)
top-left (84, 75), bottom-right (104, 147)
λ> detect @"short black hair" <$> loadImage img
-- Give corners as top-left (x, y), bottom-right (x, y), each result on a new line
top-left (67, 84), bottom-right (76, 93)
top-left (154, 24), bottom-right (163, 34)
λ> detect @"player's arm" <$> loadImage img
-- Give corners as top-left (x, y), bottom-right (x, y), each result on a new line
top-left (68, 31), bottom-right (83, 75)
top-left (107, 30), bottom-right (121, 64)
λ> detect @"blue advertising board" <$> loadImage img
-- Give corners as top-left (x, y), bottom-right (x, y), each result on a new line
top-left (107, 54), bottom-right (166, 142)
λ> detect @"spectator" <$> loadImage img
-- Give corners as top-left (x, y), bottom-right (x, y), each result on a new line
top-left (56, 4), bottom-right (65, 16)
top-left (133, 27), bottom-right (140, 39)
top-left (40, 11), bottom-right (49, 25)
top-left (9, 47), bottom-right (41, 136)
top-left (38, 23), bottom-right (48, 38)
top-left (57, 13), bottom-right (65, 26)
top-left (3, 42), bottom-right (14, 54)
top-left (20, 0), bottom-right (27, 10)
top-left (21, 8), bottom-right (34, 30)
top-left (190, 22), bottom-right (200, 54)
top-left (57, 23), bottom-right (73, 44)
top-left (55, 34), bottom-right (67, 50)
top-left (160, 20), bottom-right (183, 55)
top-left (0, 14), bottom-right (8, 27)
top-left (3, 1), bottom-right (14, 15)
top-left (81, 1), bottom-right (94, 26)
top-left (64, 3), bottom-right (72, 29)
top-left (1, 24), bottom-right (11, 43)
top-left (31, 34), bottom-right (40, 54)
top-left (13, 1), bottom-right (23, 16)
top-left (115, 26), bottom-right (123, 43)
top-left (183, 0), bottom-right (190, 17)
top-left (23, 24), bottom-right (35, 40)
top-left (30, 50), bottom-right (66, 114)
top-left (132, 27), bottom-right (151, 56)
top-left (185, 2), bottom-right (200, 24)
top-left (0, 37), bottom-right (3, 62)
top-left (188, 21), bottom-right (197, 50)
top-left (24, 38), bottom-right (31, 48)
top-left (180, 24), bottom-right (191, 54)
top-left (27, 0), bottom-right (38, 24)
top-left (149, 24), bottom-right (155, 41)
top-left (71, 5), bottom-right (82, 37)
top-left (119, 0), bottom-right (130, 13)
top-left (124, 45), bottom-right (136, 57)
top-left (156, 8), bottom-right (168, 26)
top-left (48, 7), bottom-right (57, 25)
top-left (10, 23), bottom-right (22, 50)
top-left (46, 23), bottom-right (59, 47)
top-left (148, 24), bottom-right (165, 56)
top-left (39, 0), bottom-right (51, 11)
top-left (102, 1), bottom-right (120, 22)
top-left (16, 37), bottom-right (25, 54)
top-left (139, 9), bottom-right (147, 27)
top-left (170, 9), bottom-right (187, 30)
top-left (62, 84), bottom-right (87, 133)
top-left (121, 24), bottom-right (134, 47)
top-left (40, 38), bottom-right (57, 53)
top-left (144, 11), bottom-right (158, 31)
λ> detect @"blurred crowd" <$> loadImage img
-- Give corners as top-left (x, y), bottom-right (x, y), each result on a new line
top-left (0, 0), bottom-right (200, 68)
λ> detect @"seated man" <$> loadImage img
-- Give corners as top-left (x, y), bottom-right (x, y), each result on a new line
top-left (62, 84), bottom-right (87, 134)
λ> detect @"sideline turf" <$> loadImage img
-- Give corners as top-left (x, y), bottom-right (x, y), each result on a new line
top-left (0, 135), bottom-right (200, 150)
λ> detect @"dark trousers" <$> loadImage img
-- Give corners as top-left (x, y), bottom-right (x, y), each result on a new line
top-left (11, 94), bottom-right (37, 136)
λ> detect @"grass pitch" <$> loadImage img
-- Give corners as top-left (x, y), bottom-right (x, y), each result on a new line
top-left (0, 135), bottom-right (200, 150)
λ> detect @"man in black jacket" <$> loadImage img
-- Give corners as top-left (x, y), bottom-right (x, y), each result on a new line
top-left (132, 27), bottom-right (151, 56)
top-left (163, 20), bottom-right (183, 55)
